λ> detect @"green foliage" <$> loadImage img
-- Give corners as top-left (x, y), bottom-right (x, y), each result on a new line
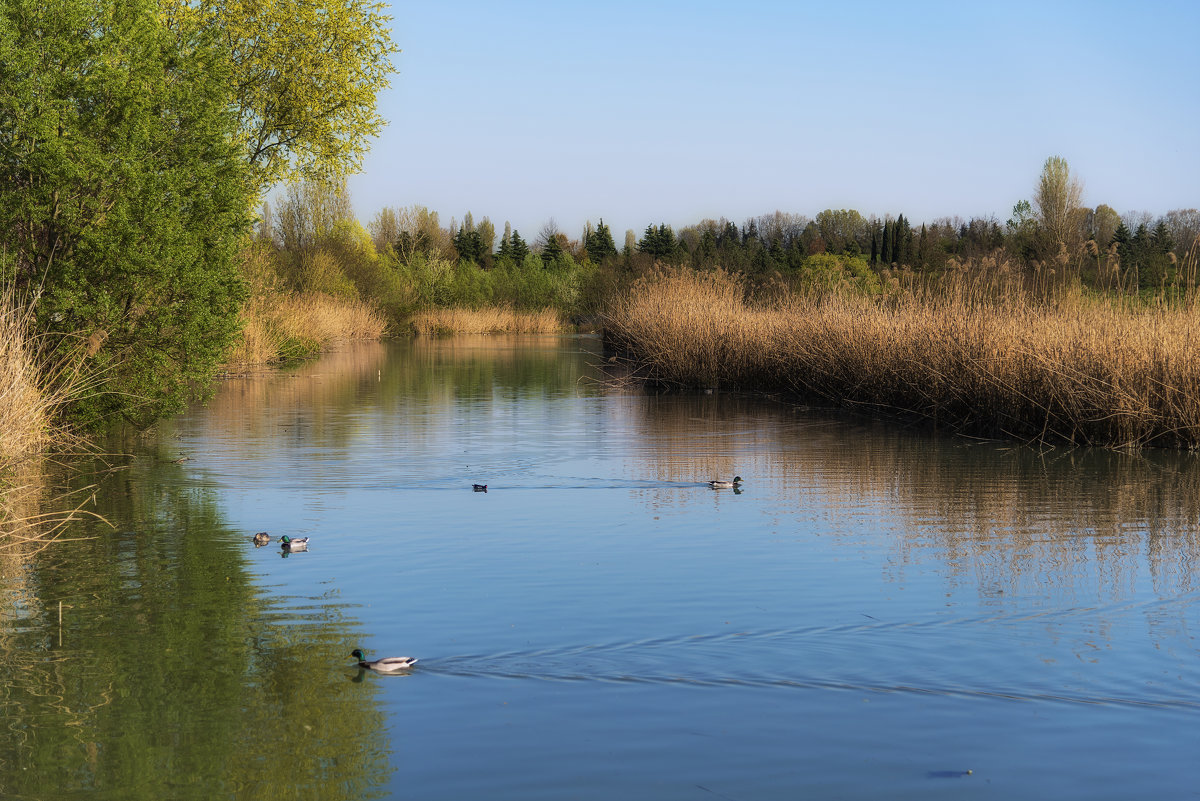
top-left (509, 230), bottom-right (530, 264)
top-left (637, 224), bottom-right (678, 262)
top-left (0, 0), bottom-right (253, 428)
top-left (585, 219), bottom-right (619, 263)
top-left (163, 0), bottom-right (399, 190)
top-left (796, 254), bottom-right (881, 294)
top-left (814, 209), bottom-right (867, 255)
top-left (385, 253), bottom-right (595, 316)
top-left (540, 231), bottom-right (563, 266)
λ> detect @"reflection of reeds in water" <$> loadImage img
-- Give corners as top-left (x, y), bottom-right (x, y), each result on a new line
top-left (187, 341), bottom-right (390, 449)
top-left (605, 267), bottom-right (1200, 449)
top-left (408, 307), bottom-right (566, 334)
top-left (618, 391), bottom-right (1200, 604)
top-left (1, 282), bottom-right (104, 553)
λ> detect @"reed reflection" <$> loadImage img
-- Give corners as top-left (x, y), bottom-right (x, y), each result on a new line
top-left (619, 392), bottom-right (1200, 604)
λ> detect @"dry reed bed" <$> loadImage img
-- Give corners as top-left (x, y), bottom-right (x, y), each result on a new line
top-left (225, 291), bottom-right (389, 366)
top-left (605, 269), bottom-right (1200, 449)
top-left (0, 284), bottom-right (87, 471)
top-left (408, 307), bottom-right (565, 335)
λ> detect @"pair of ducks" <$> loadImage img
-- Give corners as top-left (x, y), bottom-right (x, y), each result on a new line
top-left (252, 532), bottom-right (309, 551)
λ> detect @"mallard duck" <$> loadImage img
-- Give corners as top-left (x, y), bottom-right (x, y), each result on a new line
top-left (279, 535), bottom-right (309, 551)
top-left (252, 531), bottom-right (271, 545)
top-left (708, 476), bottom-right (743, 489)
top-left (351, 648), bottom-right (418, 672)
top-left (472, 484), bottom-right (487, 492)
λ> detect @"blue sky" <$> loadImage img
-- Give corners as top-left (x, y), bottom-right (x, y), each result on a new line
top-left (346, 0), bottom-right (1199, 241)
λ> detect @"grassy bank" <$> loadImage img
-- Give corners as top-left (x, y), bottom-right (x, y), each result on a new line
top-left (224, 243), bottom-right (388, 367)
top-left (604, 266), bottom-right (1200, 449)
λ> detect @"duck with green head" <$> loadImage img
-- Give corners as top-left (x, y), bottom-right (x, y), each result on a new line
top-left (280, 535), bottom-right (309, 551)
top-left (351, 648), bottom-right (418, 672)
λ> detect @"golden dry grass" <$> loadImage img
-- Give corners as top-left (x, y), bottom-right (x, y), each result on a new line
top-left (605, 266), bottom-right (1200, 449)
top-left (0, 283), bottom-right (87, 471)
top-left (408, 307), bottom-right (566, 335)
top-left (0, 285), bottom-right (104, 551)
top-left (225, 291), bottom-right (389, 366)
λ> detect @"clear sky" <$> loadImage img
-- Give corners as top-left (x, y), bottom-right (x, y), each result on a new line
top-left (346, 0), bottom-right (1199, 242)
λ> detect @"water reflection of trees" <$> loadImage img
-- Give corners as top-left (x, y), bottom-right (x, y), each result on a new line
top-left (0, 458), bottom-right (392, 800)
top-left (167, 336), bottom-right (607, 459)
top-left (620, 392), bottom-right (1200, 603)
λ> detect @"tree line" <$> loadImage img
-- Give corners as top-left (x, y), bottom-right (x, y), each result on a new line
top-left (350, 158), bottom-right (1196, 291)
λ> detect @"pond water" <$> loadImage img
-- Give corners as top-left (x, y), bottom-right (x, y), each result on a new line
top-left (3, 335), bottom-right (1200, 800)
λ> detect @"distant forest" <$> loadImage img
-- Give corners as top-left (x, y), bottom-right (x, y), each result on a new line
top-left (353, 200), bottom-right (1198, 290)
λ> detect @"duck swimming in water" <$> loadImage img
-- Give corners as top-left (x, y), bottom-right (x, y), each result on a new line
top-left (351, 648), bottom-right (418, 672)
top-left (708, 476), bottom-right (743, 489)
top-left (279, 535), bottom-right (309, 551)
top-left (473, 484), bottom-right (487, 492)
top-left (252, 531), bottom-right (272, 545)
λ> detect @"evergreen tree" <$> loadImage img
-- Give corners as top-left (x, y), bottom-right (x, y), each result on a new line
top-left (881, 220), bottom-right (892, 265)
top-left (743, 218), bottom-right (760, 246)
top-left (585, 219), bottom-right (618, 263)
top-left (541, 231), bottom-right (562, 266)
top-left (509, 230), bottom-right (529, 263)
top-left (495, 230), bottom-right (512, 263)
top-left (1151, 220), bottom-right (1174, 254)
top-left (637, 224), bottom-right (677, 262)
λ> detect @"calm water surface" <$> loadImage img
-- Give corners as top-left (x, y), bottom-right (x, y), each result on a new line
top-left (3, 335), bottom-right (1200, 799)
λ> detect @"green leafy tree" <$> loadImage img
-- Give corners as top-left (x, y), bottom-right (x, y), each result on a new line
top-left (163, 0), bottom-right (399, 191)
top-left (0, 0), bottom-right (254, 427)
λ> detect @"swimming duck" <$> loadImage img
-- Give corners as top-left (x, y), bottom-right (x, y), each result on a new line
top-left (473, 484), bottom-right (487, 492)
top-left (708, 476), bottom-right (743, 489)
top-left (351, 648), bottom-right (418, 672)
top-left (279, 535), bottom-right (309, 551)
top-left (252, 531), bottom-right (271, 545)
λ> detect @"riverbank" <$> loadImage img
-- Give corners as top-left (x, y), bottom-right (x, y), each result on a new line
top-left (603, 267), bottom-right (1200, 449)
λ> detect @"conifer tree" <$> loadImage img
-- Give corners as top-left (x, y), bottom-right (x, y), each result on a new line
top-left (541, 231), bottom-right (562, 266)
top-left (495, 230), bottom-right (511, 262)
top-left (509, 230), bottom-right (529, 263)
top-left (585, 219), bottom-right (618, 263)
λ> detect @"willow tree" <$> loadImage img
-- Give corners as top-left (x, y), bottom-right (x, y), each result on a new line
top-left (163, 0), bottom-right (399, 192)
top-left (0, 0), bottom-right (254, 427)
